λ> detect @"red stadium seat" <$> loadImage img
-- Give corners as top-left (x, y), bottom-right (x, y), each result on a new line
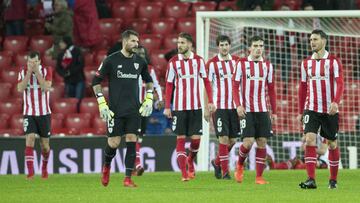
top-left (111, 2), bottom-right (137, 19)
top-left (52, 128), bottom-right (79, 136)
top-left (3, 36), bottom-right (29, 53)
top-left (0, 128), bottom-right (23, 136)
top-left (164, 2), bottom-right (190, 18)
top-left (0, 51), bottom-right (13, 68)
top-left (80, 97), bottom-right (99, 115)
top-left (218, 1), bottom-right (239, 11)
top-left (51, 113), bottom-right (64, 130)
top-left (84, 69), bottom-right (97, 86)
top-left (99, 18), bottom-right (122, 37)
top-left (10, 114), bottom-right (24, 130)
top-left (150, 50), bottom-right (168, 69)
top-left (150, 18), bottom-right (176, 36)
top-left (25, 19), bottom-right (45, 36)
top-left (95, 50), bottom-right (108, 66)
top-left (79, 128), bottom-right (106, 136)
top-left (11, 84), bottom-right (22, 99)
top-left (163, 34), bottom-right (178, 49)
top-left (0, 114), bottom-right (10, 129)
top-left (127, 18), bottom-right (150, 35)
top-left (15, 52), bottom-right (28, 66)
top-left (51, 98), bottom-right (79, 114)
top-left (140, 34), bottom-right (162, 53)
top-left (176, 18), bottom-right (196, 36)
top-left (50, 83), bottom-right (65, 101)
top-left (29, 35), bottom-right (53, 54)
top-left (1, 68), bottom-right (19, 84)
top-left (93, 116), bottom-right (106, 131)
top-left (191, 2), bottom-right (217, 16)
top-left (0, 100), bottom-right (22, 115)
top-left (65, 113), bottom-right (92, 129)
top-left (42, 54), bottom-right (56, 68)
top-left (84, 52), bottom-right (95, 66)
top-left (0, 83), bottom-right (12, 101)
top-left (137, 2), bottom-right (163, 19)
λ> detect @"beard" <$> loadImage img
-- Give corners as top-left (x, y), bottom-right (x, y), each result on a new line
top-left (178, 47), bottom-right (189, 55)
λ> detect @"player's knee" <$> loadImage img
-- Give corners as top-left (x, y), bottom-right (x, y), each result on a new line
top-left (108, 137), bottom-right (121, 148)
top-left (328, 140), bottom-right (337, 149)
top-left (229, 138), bottom-right (237, 146)
top-left (219, 136), bottom-right (229, 144)
top-left (243, 138), bottom-right (254, 149)
top-left (26, 134), bottom-right (36, 146)
top-left (256, 137), bottom-right (267, 148)
top-left (305, 133), bottom-right (316, 146)
top-left (125, 134), bottom-right (137, 142)
top-left (40, 138), bottom-right (50, 151)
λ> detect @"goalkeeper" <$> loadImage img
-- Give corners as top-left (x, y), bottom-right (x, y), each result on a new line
top-left (92, 30), bottom-right (153, 188)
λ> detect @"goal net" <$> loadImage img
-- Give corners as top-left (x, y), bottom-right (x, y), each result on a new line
top-left (196, 11), bottom-right (360, 171)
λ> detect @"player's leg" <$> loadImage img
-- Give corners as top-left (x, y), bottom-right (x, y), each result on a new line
top-left (133, 116), bottom-right (147, 176)
top-left (322, 113), bottom-right (340, 189)
top-left (255, 137), bottom-right (269, 184)
top-left (218, 135), bottom-right (231, 179)
top-left (124, 133), bottom-right (138, 187)
top-left (235, 113), bottom-right (255, 183)
top-left (172, 111), bottom-right (189, 181)
top-left (101, 118), bottom-right (122, 187)
top-left (212, 109), bottom-right (225, 179)
top-left (23, 116), bottom-right (37, 180)
top-left (187, 110), bottom-right (203, 179)
top-left (299, 111), bottom-right (320, 189)
top-left (38, 115), bottom-right (51, 179)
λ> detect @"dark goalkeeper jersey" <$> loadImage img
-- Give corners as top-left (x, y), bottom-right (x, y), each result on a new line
top-left (95, 51), bottom-right (152, 117)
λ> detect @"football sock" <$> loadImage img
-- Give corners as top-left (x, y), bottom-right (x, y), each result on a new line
top-left (219, 143), bottom-right (229, 175)
top-left (176, 138), bottom-right (187, 177)
top-left (328, 147), bottom-right (340, 181)
top-left (41, 149), bottom-right (50, 170)
top-left (305, 146), bottom-right (317, 179)
top-left (188, 139), bottom-right (200, 162)
top-left (255, 148), bottom-right (266, 177)
top-left (238, 144), bottom-right (250, 165)
top-left (104, 144), bottom-right (116, 167)
top-left (135, 142), bottom-right (141, 168)
top-left (125, 142), bottom-right (136, 177)
top-left (25, 146), bottom-right (34, 175)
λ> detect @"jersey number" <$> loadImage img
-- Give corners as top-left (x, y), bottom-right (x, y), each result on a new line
top-left (303, 115), bottom-right (310, 124)
top-left (240, 119), bottom-right (246, 129)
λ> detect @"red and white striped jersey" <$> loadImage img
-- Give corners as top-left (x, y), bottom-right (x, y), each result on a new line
top-left (233, 56), bottom-right (274, 112)
top-left (139, 65), bottom-right (163, 102)
top-left (300, 51), bottom-right (344, 113)
top-left (18, 65), bottom-right (52, 116)
top-left (207, 54), bottom-right (239, 109)
top-left (165, 52), bottom-right (207, 111)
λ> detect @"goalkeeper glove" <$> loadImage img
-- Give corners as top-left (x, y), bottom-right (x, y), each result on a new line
top-left (139, 90), bottom-right (153, 117)
top-left (96, 93), bottom-right (114, 122)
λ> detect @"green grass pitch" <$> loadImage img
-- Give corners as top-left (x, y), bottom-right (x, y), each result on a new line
top-left (1, 170), bottom-right (359, 203)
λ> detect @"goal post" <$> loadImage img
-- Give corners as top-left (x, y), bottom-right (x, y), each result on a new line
top-left (196, 10), bottom-right (360, 171)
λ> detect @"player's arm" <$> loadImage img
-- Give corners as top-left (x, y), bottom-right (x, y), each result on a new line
top-left (139, 64), bottom-right (154, 117)
top-left (329, 58), bottom-right (344, 115)
top-left (203, 60), bottom-right (215, 121)
top-left (92, 60), bottom-right (113, 121)
top-left (267, 63), bottom-right (277, 117)
top-left (200, 59), bottom-right (215, 114)
top-left (298, 61), bottom-right (307, 119)
top-left (150, 69), bottom-right (163, 101)
top-left (164, 61), bottom-right (175, 118)
top-left (34, 66), bottom-right (52, 91)
top-left (232, 61), bottom-right (245, 118)
top-left (17, 67), bottom-right (32, 92)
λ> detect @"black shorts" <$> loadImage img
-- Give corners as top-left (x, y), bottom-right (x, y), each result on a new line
top-left (172, 110), bottom-right (202, 136)
top-left (240, 112), bottom-right (272, 138)
top-left (213, 109), bottom-right (240, 138)
top-left (139, 116), bottom-right (149, 137)
top-left (303, 110), bottom-right (339, 141)
top-left (23, 115), bottom-right (51, 138)
top-left (107, 115), bottom-right (141, 137)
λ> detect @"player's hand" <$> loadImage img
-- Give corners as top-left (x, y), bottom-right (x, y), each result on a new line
top-left (157, 100), bottom-right (164, 109)
top-left (236, 106), bottom-right (246, 119)
top-left (297, 114), bottom-right (303, 123)
top-left (328, 102), bottom-right (338, 115)
top-left (163, 108), bottom-right (172, 118)
top-left (208, 103), bottom-right (216, 114)
top-left (139, 91), bottom-right (153, 117)
top-left (204, 108), bottom-right (210, 122)
top-left (96, 94), bottom-right (114, 122)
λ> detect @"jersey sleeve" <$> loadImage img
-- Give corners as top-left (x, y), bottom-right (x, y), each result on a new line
top-left (199, 58), bottom-right (207, 78)
top-left (165, 60), bottom-right (176, 83)
top-left (332, 57), bottom-right (344, 104)
top-left (17, 67), bottom-right (24, 82)
top-left (300, 61), bottom-right (307, 82)
top-left (95, 58), bottom-right (111, 79)
top-left (140, 63), bottom-right (153, 83)
top-left (206, 61), bottom-right (215, 83)
top-left (150, 68), bottom-right (163, 100)
top-left (267, 63), bottom-right (274, 84)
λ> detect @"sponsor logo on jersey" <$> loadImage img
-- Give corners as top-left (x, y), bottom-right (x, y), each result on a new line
top-left (117, 70), bottom-right (138, 79)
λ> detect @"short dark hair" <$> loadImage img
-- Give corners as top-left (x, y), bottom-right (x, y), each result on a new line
top-left (249, 35), bottom-right (264, 46)
top-left (28, 51), bottom-right (40, 59)
top-left (121, 29), bottom-right (139, 40)
top-left (216, 35), bottom-right (231, 46)
top-left (311, 29), bottom-right (327, 39)
top-left (178, 32), bottom-right (194, 44)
